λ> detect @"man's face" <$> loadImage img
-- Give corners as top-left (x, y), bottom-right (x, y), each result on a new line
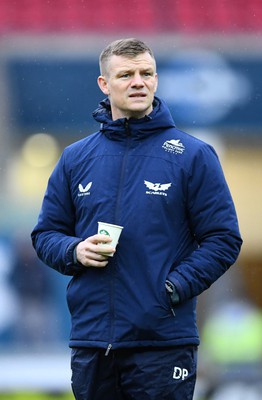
top-left (98, 52), bottom-right (158, 120)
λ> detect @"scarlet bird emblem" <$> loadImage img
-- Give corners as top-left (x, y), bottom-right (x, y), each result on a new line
top-left (144, 181), bottom-right (172, 191)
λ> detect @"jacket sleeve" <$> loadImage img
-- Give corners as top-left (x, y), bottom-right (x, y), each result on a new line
top-left (31, 151), bottom-right (85, 275)
top-left (167, 143), bottom-right (242, 302)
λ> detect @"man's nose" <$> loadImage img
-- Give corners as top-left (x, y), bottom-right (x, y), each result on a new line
top-left (131, 73), bottom-right (144, 87)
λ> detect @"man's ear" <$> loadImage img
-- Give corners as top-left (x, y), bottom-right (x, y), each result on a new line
top-left (97, 75), bottom-right (109, 95)
top-left (154, 73), bottom-right (158, 93)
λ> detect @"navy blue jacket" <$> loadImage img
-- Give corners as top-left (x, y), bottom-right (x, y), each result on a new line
top-left (31, 97), bottom-right (242, 350)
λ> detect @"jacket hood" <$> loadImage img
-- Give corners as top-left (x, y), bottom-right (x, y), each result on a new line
top-left (92, 96), bottom-right (176, 140)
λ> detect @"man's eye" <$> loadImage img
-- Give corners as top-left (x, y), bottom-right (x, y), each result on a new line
top-left (121, 74), bottom-right (129, 78)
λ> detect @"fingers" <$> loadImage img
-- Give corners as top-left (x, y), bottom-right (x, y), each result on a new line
top-left (87, 234), bottom-right (115, 256)
top-left (89, 234), bottom-right (113, 245)
top-left (75, 234), bottom-right (115, 268)
top-left (79, 251), bottom-right (110, 268)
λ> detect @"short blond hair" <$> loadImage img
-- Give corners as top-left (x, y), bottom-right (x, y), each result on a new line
top-left (99, 38), bottom-right (155, 76)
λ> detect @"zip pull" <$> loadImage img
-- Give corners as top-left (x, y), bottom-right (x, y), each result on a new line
top-left (105, 343), bottom-right (112, 356)
top-left (124, 119), bottom-right (131, 136)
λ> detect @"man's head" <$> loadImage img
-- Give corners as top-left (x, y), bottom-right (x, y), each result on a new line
top-left (97, 38), bottom-right (158, 120)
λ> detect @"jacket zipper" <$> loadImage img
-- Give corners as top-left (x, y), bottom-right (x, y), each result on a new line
top-left (105, 120), bottom-right (131, 356)
top-left (114, 119), bottom-right (131, 223)
top-left (105, 343), bottom-right (112, 356)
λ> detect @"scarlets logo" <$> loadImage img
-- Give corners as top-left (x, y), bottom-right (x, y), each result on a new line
top-left (144, 181), bottom-right (172, 197)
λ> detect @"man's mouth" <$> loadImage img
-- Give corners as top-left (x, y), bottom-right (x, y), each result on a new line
top-left (129, 92), bottom-right (147, 98)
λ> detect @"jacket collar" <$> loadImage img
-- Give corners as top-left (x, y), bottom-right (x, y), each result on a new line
top-left (92, 96), bottom-right (176, 141)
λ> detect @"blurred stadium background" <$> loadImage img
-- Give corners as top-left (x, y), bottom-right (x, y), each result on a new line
top-left (0, 1), bottom-right (262, 399)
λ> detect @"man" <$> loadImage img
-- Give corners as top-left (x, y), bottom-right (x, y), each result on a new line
top-left (31, 38), bottom-right (242, 400)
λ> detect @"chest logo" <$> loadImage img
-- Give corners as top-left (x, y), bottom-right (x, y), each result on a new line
top-left (78, 182), bottom-right (92, 196)
top-left (144, 180), bottom-right (171, 197)
top-left (162, 139), bottom-right (185, 154)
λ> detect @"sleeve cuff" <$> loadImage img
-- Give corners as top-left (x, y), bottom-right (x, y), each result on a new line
top-left (65, 239), bottom-right (85, 274)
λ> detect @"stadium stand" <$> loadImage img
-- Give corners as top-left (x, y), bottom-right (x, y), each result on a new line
top-left (0, 0), bottom-right (262, 34)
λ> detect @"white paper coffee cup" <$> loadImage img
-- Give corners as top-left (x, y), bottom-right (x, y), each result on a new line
top-left (97, 222), bottom-right (123, 256)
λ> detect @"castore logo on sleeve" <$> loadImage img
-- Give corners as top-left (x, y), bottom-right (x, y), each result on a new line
top-left (78, 182), bottom-right (92, 196)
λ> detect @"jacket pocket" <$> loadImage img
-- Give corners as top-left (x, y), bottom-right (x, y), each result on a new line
top-left (158, 282), bottom-right (177, 317)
